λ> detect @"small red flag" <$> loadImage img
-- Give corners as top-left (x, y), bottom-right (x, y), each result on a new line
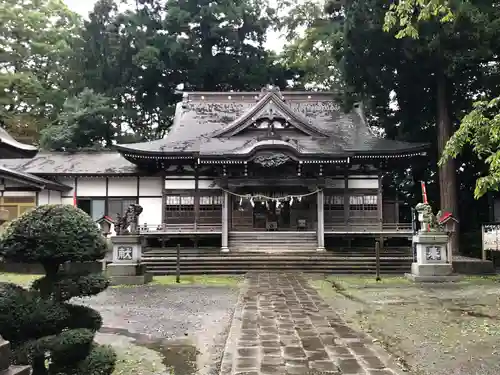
top-left (420, 181), bottom-right (428, 204)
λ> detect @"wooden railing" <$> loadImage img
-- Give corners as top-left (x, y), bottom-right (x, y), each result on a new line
top-left (325, 222), bottom-right (412, 233)
top-left (140, 223), bottom-right (222, 234)
top-left (139, 221), bottom-right (412, 234)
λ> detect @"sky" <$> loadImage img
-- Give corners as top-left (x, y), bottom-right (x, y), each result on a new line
top-left (62, 0), bottom-right (285, 52)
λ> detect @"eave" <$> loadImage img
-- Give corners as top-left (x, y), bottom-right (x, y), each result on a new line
top-left (0, 166), bottom-right (71, 192)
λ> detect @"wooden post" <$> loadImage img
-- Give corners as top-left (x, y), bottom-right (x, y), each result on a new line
top-left (375, 240), bottom-right (381, 282)
top-left (221, 190), bottom-right (229, 253)
top-left (193, 161), bottom-right (200, 248)
top-left (194, 161), bottom-right (200, 232)
top-left (176, 243), bottom-right (181, 283)
top-left (316, 189), bottom-right (325, 251)
top-left (377, 173), bottom-right (383, 231)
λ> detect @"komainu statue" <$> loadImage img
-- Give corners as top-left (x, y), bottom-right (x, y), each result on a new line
top-left (114, 204), bottom-right (143, 235)
top-left (415, 202), bottom-right (443, 232)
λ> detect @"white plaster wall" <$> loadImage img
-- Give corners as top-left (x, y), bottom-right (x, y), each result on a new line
top-left (108, 177), bottom-right (138, 197)
top-left (165, 178), bottom-right (216, 190)
top-left (38, 190), bottom-right (62, 205)
top-left (61, 197), bottom-right (74, 205)
top-left (77, 177), bottom-right (106, 196)
top-left (138, 197), bottom-right (162, 226)
top-left (348, 178), bottom-right (379, 189)
top-left (139, 177), bottom-right (163, 196)
top-left (57, 178), bottom-right (75, 197)
top-left (49, 191), bottom-right (62, 204)
top-left (38, 190), bottom-right (49, 205)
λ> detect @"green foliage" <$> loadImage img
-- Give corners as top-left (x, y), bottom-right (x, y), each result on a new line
top-left (0, 283), bottom-right (70, 344)
top-left (32, 271), bottom-right (110, 302)
top-left (384, 0), bottom-right (454, 38)
top-left (73, 344), bottom-right (117, 375)
top-left (278, 0), bottom-right (345, 90)
top-left (0, 0), bottom-right (82, 142)
top-left (39, 88), bottom-right (115, 151)
top-left (441, 96), bottom-right (500, 199)
top-left (0, 204), bottom-right (114, 375)
top-left (0, 204), bottom-right (107, 270)
top-left (64, 304), bottom-right (103, 332)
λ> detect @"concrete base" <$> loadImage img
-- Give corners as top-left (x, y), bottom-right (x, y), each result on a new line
top-left (220, 247), bottom-right (230, 253)
top-left (316, 247), bottom-right (326, 252)
top-left (406, 262), bottom-right (462, 283)
top-left (106, 263), bottom-right (152, 285)
top-left (411, 262), bottom-right (453, 277)
top-left (405, 273), bottom-right (463, 283)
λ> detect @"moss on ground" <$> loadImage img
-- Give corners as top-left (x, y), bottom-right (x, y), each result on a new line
top-left (0, 272), bottom-right (41, 287)
top-left (310, 274), bottom-right (500, 375)
top-left (0, 272), bottom-right (242, 288)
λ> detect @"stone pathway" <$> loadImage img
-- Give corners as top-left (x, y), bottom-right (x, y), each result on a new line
top-left (220, 273), bottom-right (401, 375)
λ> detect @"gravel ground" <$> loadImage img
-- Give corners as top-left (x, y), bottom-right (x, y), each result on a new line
top-left (311, 276), bottom-right (500, 375)
top-left (76, 284), bottom-right (240, 375)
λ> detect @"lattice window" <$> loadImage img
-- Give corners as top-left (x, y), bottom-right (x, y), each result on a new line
top-left (164, 193), bottom-right (222, 224)
top-left (349, 194), bottom-right (378, 220)
top-left (325, 194), bottom-right (344, 222)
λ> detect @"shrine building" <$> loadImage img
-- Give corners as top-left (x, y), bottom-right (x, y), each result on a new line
top-left (0, 87), bottom-right (428, 252)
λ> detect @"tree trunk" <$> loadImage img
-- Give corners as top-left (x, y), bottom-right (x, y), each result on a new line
top-left (436, 71), bottom-right (459, 255)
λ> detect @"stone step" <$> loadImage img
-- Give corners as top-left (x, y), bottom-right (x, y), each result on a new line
top-left (0, 337), bottom-right (31, 375)
top-left (0, 366), bottom-right (32, 375)
top-left (0, 340), bottom-right (10, 371)
top-left (149, 268), bottom-right (409, 279)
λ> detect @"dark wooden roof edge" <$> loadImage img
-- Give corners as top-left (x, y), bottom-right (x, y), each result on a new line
top-left (179, 90), bottom-right (342, 102)
top-left (117, 141), bottom-right (430, 160)
top-left (0, 166), bottom-right (71, 191)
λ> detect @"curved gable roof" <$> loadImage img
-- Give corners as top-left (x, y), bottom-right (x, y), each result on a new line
top-left (115, 88), bottom-right (429, 159)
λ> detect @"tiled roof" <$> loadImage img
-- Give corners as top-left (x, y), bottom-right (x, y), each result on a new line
top-left (0, 165), bottom-right (71, 191)
top-left (115, 89), bottom-right (428, 158)
top-left (0, 127), bottom-right (38, 159)
top-left (0, 152), bottom-right (137, 175)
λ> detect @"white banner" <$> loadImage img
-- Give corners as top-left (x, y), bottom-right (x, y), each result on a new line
top-left (482, 223), bottom-right (500, 252)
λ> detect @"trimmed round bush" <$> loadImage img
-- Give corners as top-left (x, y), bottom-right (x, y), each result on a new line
top-left (0, 204), bottom-right (115, 375)
top-left (0, 204), bottom-right (107, 272)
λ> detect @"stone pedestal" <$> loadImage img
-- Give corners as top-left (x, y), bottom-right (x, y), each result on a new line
top-left (106, 235), bottom-right (152, 285)
top-left (0, 336), bottom-right (31, 375)
top-left (405, 232), bottom-right (462, 282)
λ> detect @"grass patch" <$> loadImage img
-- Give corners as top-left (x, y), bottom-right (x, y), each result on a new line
top-left (0, 272), bottom-right (41, 287)
top-left (327, 275), bottom-right (411, 289)
top-left (0, 272), bottom-right (242, 289)
top-left (152, 275), bottom-right (242, 287)
top-left (112, 345), bottom-right (165, 375)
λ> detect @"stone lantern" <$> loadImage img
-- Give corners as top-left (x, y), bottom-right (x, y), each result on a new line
top-left (96, 216), bottom-right (114, 237)
top-left (438, 212), bottom-right (459, 234)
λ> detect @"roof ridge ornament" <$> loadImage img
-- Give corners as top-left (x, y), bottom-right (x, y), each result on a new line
top-left (259, 85), bottom-right (284, 100)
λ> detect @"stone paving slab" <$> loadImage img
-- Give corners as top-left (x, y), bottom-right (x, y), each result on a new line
top-left (220, 273), bottom-right (401, 375)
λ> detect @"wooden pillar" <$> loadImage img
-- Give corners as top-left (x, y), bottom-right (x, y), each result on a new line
top-left (194, 162), bottom-right (200, 231)
top-left (378, 172), bottom-right (384, 252)
top-left (378, 173), bottom-right (383, 230)
top-left (221, 190), bottom-right (229, 253)
top-left (316, 189), bottom-right (325, 251)
top-left (193, 162), bottom-right (200, 248)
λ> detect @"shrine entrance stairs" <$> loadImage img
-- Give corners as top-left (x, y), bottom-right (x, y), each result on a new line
top-left (141, 246), bottom-right (412, 275)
